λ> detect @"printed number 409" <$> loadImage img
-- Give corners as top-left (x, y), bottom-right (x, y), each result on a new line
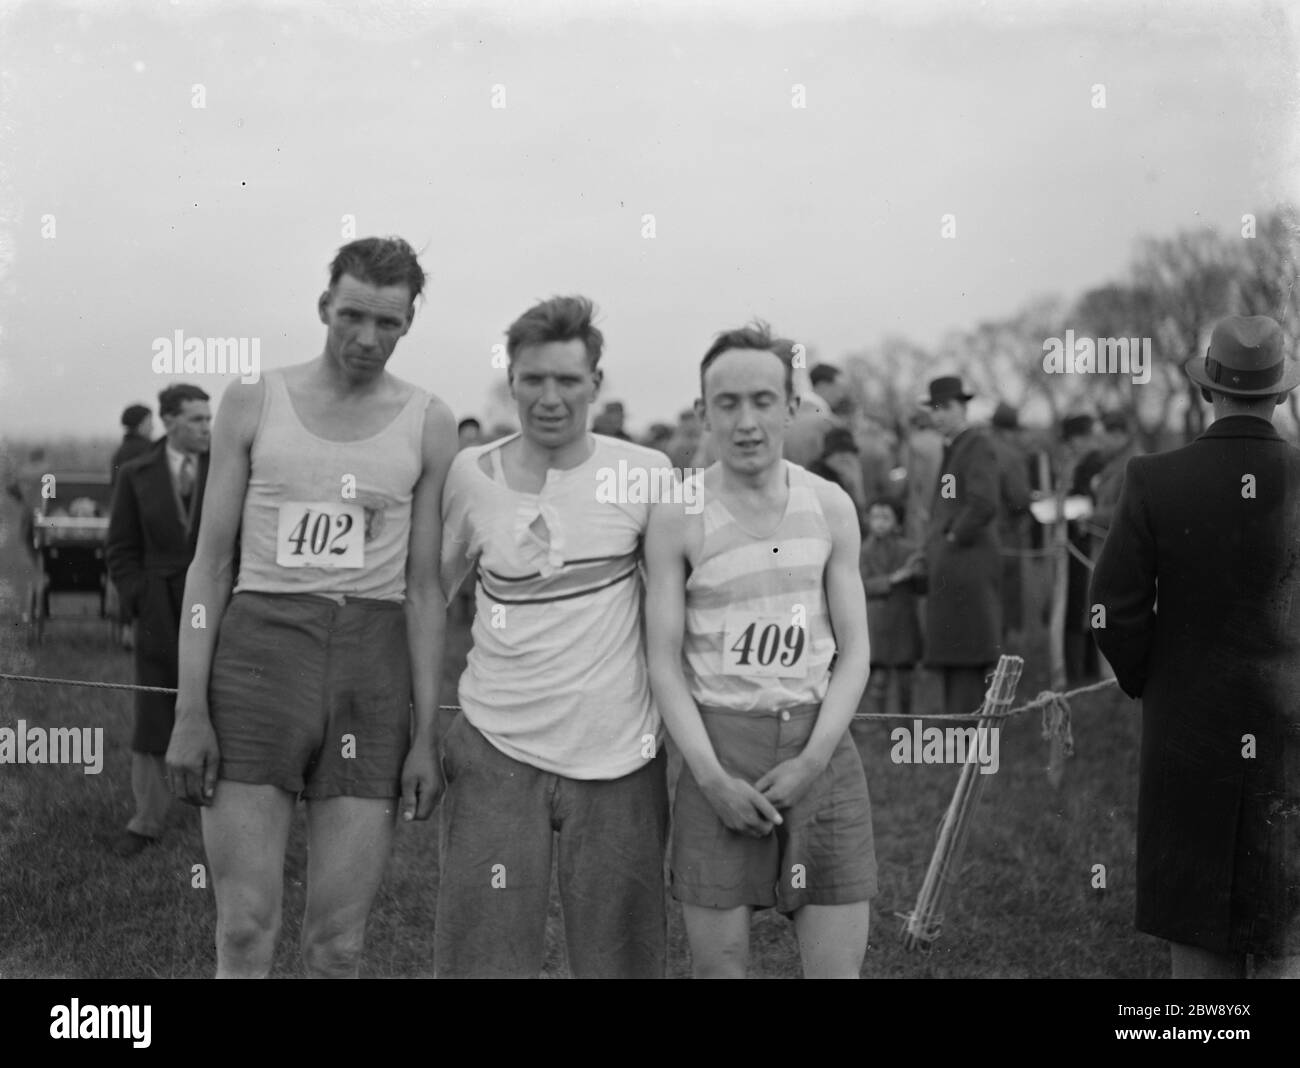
top-left (730, 622), bottom-right (805, 668)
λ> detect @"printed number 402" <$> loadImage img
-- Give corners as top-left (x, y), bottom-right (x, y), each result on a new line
top-left (285, 509), bottom-right (353, 557)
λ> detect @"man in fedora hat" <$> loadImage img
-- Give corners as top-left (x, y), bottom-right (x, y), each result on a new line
top-left (1091, 314), bottom-right (1300, 978)
top-left (920, 375), bottom-right (1002, 717)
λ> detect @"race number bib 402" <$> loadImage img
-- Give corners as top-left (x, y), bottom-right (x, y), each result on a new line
top-left (721, 613), bottom-right (808, 678)
top-left (276, 502), bottom-right (364, 569)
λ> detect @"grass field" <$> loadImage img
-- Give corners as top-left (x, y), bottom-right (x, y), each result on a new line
top-left (0, 441), bottom-right (1166, 978)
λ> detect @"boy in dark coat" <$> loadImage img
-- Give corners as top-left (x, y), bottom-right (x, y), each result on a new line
top-left (859, 498), bottom-right (924, 719)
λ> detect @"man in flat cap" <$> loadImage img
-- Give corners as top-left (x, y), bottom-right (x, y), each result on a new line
top-left (921, 375), bottom-right (1002, 717)
top-left (1091, 315), bottom-right (1300, 978)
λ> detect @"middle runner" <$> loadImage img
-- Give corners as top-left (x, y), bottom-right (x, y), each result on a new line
top-left (437, 295), bottom-right (670, 978)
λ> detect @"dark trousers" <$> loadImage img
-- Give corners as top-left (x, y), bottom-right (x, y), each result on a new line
top-left (864, 665), bottom-right (914, 719)
top-left (1064, 631), bottom-right (1100, 684)
top-left (435, 715), bottom-right (669, 978)
top-left (937, 665), bottom-right (991, 718)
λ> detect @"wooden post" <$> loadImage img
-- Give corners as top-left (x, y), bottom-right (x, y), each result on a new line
top-left (901, 655), bottom-right (1024, 951)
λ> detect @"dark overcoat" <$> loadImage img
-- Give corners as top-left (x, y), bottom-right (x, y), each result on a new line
top-left (110, 434), bottom-right (153, 487)
top-left (991, 432), bottom-right (1032, 632)
top-left (860, 532), bottom-right (925, 666)
top-left (1090, 415), bottom-right (1300, 955)
top-left (106, 440), bottom-right (209, 754)
top-left (923, 426), bottom-right (1001, 665)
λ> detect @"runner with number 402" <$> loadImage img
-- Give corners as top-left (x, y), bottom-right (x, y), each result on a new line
top-left (165, 237), bottom-right (458, 978)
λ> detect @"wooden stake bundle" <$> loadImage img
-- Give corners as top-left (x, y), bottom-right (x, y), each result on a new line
top-left (900, 654), bottom-right (1025, 952)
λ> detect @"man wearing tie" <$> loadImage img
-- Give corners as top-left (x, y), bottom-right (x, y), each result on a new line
top-left (107, 384), bottom-right (212, 856)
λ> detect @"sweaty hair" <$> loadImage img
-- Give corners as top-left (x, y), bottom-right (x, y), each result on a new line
top-left (505, 295), bottom-right (604, 370)
top-left (158, 384), bottom-right (209, 419)
top-left (327, 236), bottom-right (426, 305)
top-left (699, 320), bottom-right (794, 399)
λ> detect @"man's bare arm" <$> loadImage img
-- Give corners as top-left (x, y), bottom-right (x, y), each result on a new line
top-left (801, 484), bottom-right (871, 767)
top-left (644, 498), bottom-right (781, 835)
top-left (167, 380), bottom-right (260, 804)
top-left (755, 484), bottom-right (871, 809)
top-left (401, 397), bottom-right (458, 820)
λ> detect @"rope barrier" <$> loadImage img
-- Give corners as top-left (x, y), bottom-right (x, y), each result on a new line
top-left (0, 671), bottom-right (464, 711)
top-left (997, 542), bottom-right (1099, 569)
top-left (1038, 689), bottom-right (1077, 759)
top-left (852, 675), bottom-right (1117, 722)
top-left (0, 669), bottom-right (1120, 721)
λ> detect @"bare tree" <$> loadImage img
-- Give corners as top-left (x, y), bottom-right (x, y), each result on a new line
top-left (1226, 206), bottom-right (1300, 438)
top-left (844, 335), bottom-right (932, 434)
top-left (1070, 282), bottom-right (1173, 450)
top-left (1132, 228), bottom-right (1237, 443)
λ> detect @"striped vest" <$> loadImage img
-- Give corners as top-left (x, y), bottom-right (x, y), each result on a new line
top-left (684, 461), bottom-right (836, 712)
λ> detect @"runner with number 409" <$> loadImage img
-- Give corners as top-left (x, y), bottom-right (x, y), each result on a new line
top-left (645, 322), bottom-right (878, 979)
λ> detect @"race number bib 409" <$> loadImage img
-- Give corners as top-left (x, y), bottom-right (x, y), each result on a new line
top-left (276, 502), bottom-right (364, 569)
top-left (722, 613), bottom-right (808, 678)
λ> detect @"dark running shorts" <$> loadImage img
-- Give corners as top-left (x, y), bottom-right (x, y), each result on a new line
top-left (208, 591), bottom-right (412, 800)
top-left (670, 703), bottom-right (878, 914)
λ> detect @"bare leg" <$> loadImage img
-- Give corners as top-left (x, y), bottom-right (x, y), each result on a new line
top-left (300, 796), bottom-right (397, 978)
top-left (201, 781), bottom-right (295, 978)
top-left (794, 902), bottom-right (871, 978)
top-left (683, 904), bottom-right (751, 979)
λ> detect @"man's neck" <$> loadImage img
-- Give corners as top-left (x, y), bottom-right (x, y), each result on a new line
top-left (166, 438), bottom-right (193, 459)
top-left (1211, 405), bottom-right (1275, 425)
top-left (718, 457), bottom-right (787, 501)
top-left (514, 432), bottom-right (594, 475)
top-left (314, 351), bottom-right (387, 399)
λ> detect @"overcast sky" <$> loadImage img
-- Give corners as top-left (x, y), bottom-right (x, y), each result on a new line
top-left (1, 0), bottom-right (1297, 438)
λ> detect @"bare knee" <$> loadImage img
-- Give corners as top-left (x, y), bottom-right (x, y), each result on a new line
top-left (684, 904), bottom-right (751, 979)
top-left (302, 920), bottom-right (366, 979)
top-left (215, 904), bottom-right (280, 978)
top-left (796, 902), bottom-right (870, 978)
